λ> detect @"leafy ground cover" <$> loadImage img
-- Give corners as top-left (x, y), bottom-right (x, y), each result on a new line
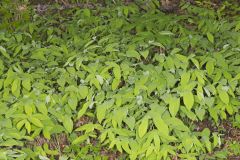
top-left (0, 1), bottom-right (240, 159)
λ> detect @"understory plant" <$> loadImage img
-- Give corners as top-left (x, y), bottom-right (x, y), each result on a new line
top-left (0, 1), bottom-right (240, 159)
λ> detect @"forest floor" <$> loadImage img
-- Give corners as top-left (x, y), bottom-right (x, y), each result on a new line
top-left (0, 0), bottom-right (240, 159)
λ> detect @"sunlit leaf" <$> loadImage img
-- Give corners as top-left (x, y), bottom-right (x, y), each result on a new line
top-left (218, 90), bottom-right (229, 104)
top-left (169, 97), bottom-right (180, 117)
top-left (0, 46), bottom-right (10, 59)
top-left (138, 117), bottom-right (148, 138)
top-left (183, 92), bottom-right (194, 110)
top-left (207, 32), bottom-right (214, 43)
top-left (63, 116), bottom-right (73, 133)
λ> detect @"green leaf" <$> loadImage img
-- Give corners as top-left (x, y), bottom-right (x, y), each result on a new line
top-left (96, 75), bottom-right (104, 85)
top-left (43, 127), bottom-right (52, 139)
top-left (140, 50), bottom-right (149, 59)
top-left (16, 119), bottom-right (26, 130)
top-left (159, 31), bottom-right (175, 36)
top-left (22, 79), bottom-right (31, 91)
top-left (79, 86), bottom-right (89, 99)
top-left (24, 105), bottom-right (33, 116)
top-left (28, 117), bottom-right (43, 128)
top-left (0, 139), bottom-right (23, 147)
top-left (153, 116), bottom-right (169, 136)
top-left (181, 72), bottom-right (191, 85)
top-left (123, 117), bottom-right (135, 131)
top-left (183, 138), bottom-right (193, 152)
top-left (13, 46), bottom-right (21, 56)
top-left (97, 99), bottom-right (115, 123)
top-left (209, 108), bottom-right (219, 123)
top-left (110, 18), bottom-right (123, 29)
top-left (168, 117), bottom-right (190, 132)
top-left (170, 48), bottom-right (182, 55)
top-left (201, 128), bottom-right (212, 152)
top-left (233, 73), bottom-right (240, 81)
top-left (190, 58), bottom-right (200, 69)
top-left (212, 133), bottom-right (219, 148)
top-left (100, 131), bottom-right (108, 142)
top-left (218, 90), bottom-right (229, 104)
top-left (83, 8), bottom-right (91, 17)
top-left (121, 140), bottom-right (131, 154)
top-left (112, 78), bottom-right (120, 91)
top-left (149, 41), bottom-right (165, 49)
top-left (37, 102), bottom-right (48, 115)
top-left (138, 117), bottom-right (148, 138)
top-left (113, 66), bottom-right (121, 80)
top-left (235, 22), bottom-right (240, 31)
top-left (91, 78), bottom-right (101, 90)
top-left (75, 123), bottom-right (98, 132)
top-left (77, 101), bottom-right (90, 118)
top-left (0, 79), bottom-right (3, 90)
top-left (12, 79), bottom-right (20, 97)
top-left (207, 32), bottom-right (214, 43)
top-left (126, 49), bottom-right (140, 59)
top-left (72, 134), bottom-right (89, 145)
top-left (154, 133), bottom-right (160, 151)
top-left (112, 108), bottom-right (128, 127)
top-left (213, 70), bottom-right (222, 82)
top-left (225, 104), bottom-right (233, 115)
top-left (29, 23), bottom-right (34, 34)
top-left (195, 108), bottom-right (205, 121)
top-left (11, 79), bottom-right (18, 92)
top-left (197, 85), bottom-right (204, 101)
top-left (68, 96), bottom-right (78, 110)
top-left (146, 144), bottom-right (154, 157)
top-left (183, 92), bottom-right (194, 110)
top-left (0, 46), bottom-right (10, 59)
top-left (169, 97), bottom-right (180, 117)
top-left (206, 61), bottom-right (214, 75)
top-left (63, 116), bottom-right (73, 133)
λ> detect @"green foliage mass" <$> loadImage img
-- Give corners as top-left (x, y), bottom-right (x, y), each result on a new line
top-left (0, 1), bottom-right (240, 160)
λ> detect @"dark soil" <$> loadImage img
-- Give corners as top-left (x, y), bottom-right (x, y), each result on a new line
top-left (195, 120), bottom-right (240, 159)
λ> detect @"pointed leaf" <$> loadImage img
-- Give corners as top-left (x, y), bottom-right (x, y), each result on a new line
top-left (183, 92), bottom-right (194, 110)
top-left (0, 46), bottom-right (10, 59)
top-left (169, 97), bottom-right (180, 117)
top-left (37, 102), bottom-right (48, 115)
top-left (181, 72), bottom-right (191, 85)
top-left (219, 90), bottom-right (229, 104)
top-left (68, 96), bottom-right (78, 110)
top-left (12, 79), bottom-right (20, 97)
top-left (72, 134), bottom-right (89, 145)
top-left (79, 86), bottom-right (89, 99)
top-left (126, 49), bottom-right (140, 59)
top-left (206, 61), bottom-right (214, 75)
top-left (112, 78), bottom-right (120, 91)
top-left (22, 79), bottom-right (31, 91)
top-left (28, 117), bottom-right (43, 128)
top-left (97, 99), bottom-right (115, 123)
top-left (77, 101), bottom-right (90, 118)
top-left (63, 116), bottom-right (73, 133)
top-left (207, 32), bottom-right (214, 43)
top-left (138, 117), bottom-right (148, 138)
top-left (140, 50), bottom-right (149, 59)
top-left (153, 116), bottom-right (169, 136)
